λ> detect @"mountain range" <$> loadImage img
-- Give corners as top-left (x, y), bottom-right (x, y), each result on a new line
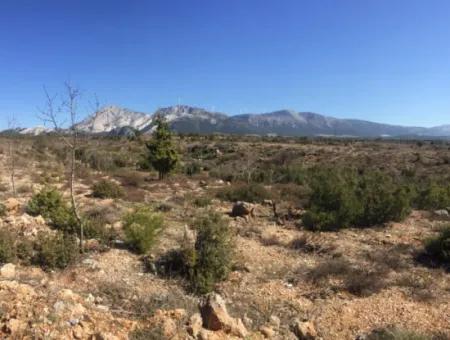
top-left (4, 105), bottom-right (450, 138)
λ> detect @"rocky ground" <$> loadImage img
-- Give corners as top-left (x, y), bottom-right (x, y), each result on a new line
top-left (0, 139), bottom-right (449, 340)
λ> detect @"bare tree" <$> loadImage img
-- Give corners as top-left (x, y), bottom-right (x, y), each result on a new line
top-left (7, 116), bottom-right (17, 196)
top-left (39, 83), bottom-right (85, 252)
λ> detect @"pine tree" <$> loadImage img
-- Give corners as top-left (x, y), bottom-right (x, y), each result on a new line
top-left (146, 115), bottom-right (179, 179)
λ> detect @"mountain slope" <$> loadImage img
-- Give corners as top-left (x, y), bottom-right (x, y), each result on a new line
top-left (145, 105), bottom-right (229, 134)
top-left (74, 106), bottom-right (152, 133)
top-left (7, 105), bottom-right (450, 138)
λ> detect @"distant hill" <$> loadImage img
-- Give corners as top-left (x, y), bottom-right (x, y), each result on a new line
top-left (4, 105), bottom-right (450, 138)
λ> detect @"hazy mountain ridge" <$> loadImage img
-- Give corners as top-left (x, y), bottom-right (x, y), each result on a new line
top-left (4, 105), bottom-right (450, 138)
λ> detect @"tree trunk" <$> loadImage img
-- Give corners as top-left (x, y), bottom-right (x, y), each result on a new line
top-left (70, 133), bottom-right (83, 253)
top-left (8, 140), bottom-right (16, 197)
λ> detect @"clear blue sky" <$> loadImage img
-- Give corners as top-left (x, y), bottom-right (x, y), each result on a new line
top-left (1, 0), bottom-right (450, 129)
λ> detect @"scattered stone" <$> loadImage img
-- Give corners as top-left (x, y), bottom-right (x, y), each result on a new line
top-left (58, 288), bottom-right (75, 301)
top-left (292, 320), bottom-right (317, 340)
top-left (199, 293), bottom-right (248, 338)
top-left (269, 315), bottom-right (281, 329)
top-left (4, 198), bottom-right (20, 213)
top-left (260, 325), bottom-right (276, 338)
top-left (434, 209), bottom-right (449, 217)
top-left (72, 324), bottom-right (84, 339)
top-left (85, 239), bottom-right (101, 251)
top-left (3, 318), bottom-right (25, 334)
top-left (187, 313), bottom-right (203, 338)
top-left (231, 201), bottom-right (255, 218)
top-left (53, 300), bottom-right (66, 313)
top-left (82, 258), bottom-right (100, 270)
top-left (263, 199), bottom-right (274, 206)
top-left (0, 263), bottom-right (16, 279)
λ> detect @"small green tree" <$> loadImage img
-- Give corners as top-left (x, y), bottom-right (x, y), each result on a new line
top-left (189, 211), bottom-right (234, 294)
top-left (123, 207), bottom-right (164, 254)
top-left (146, 116), bottom-right (179, 180)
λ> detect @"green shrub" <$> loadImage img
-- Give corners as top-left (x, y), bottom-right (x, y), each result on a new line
top-left (26, 187), bottom-right (79, 234)
top-left (424, 226), bottom-right (450, 265)
top-left (189, 211), bottom-right (234, 294)
top-left (0, 203), bottom-right (6, 217)
top-left (302, 169), bottom-right (362, 231)
top-left (92, 179), bottom-right (124, 199)
top-left (364, 327), bottom-right (430, 340)
top-left (16, 239), bottom-right (34, 265)
top-left (146, 116), bottom-right (179, 180)
top-left (123, 207), bottom-right (164, 254)
top-left (417, 181), bottom-right (450, 210)
top-left (216, 183), bottom-right (270, 203)
top-left (184, 162), bottom-right (202, 176)
top-left (26, 187), bottom-right (65, 218)
top-left (0, 230), bottom-right (16, 263)
top-left (193, 196), bottom-right (212, 207)
top-left (356, 171), bottom-right (412, 226)
top-left (302, 169), bottom-right (412, 231)
top-left (33, 231), bottom-right (79, 270)
top-left (83, 208), bottom-right (118, 245)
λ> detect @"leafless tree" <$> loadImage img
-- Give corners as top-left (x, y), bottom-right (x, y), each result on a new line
top-left (39, 82), bottom-right (85, 252)
top-left (7, 116), bottom-right (17, 196)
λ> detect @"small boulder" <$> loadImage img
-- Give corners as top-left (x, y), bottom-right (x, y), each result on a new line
top-left (231, 201), bottom-right (255, 218)
top-left (199, 293), bottom-right (248, 338)
top-left (187, 313), bottom-right (203, 338)
top-left (260, 325), bottom-right (276, 338)
top-left (434, 209), bottom-right (449, 217)
top-left (292, 320), bottom-right (317, 340)
top-left (4, 198), bottom-right (20, 213)
top-left (0, 263), bottom-right (16, 279)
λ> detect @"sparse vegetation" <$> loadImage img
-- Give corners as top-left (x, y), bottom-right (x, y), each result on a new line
top-left (0, 134), bottom-right (449, 338)
top-left (424, 225), bottom-right (450, 266)
top-left (216, 182), bottom-right (271, 203)
top-left (26, 187), bottom-right (79, 233)
top-left (146, 116), bottom-right (179, 180)
top-left (92, 179), bottom-right (124, 199)
top-left (364, 327), bottom-right (431, 340)
top-left (32, 231), bottom-right (79, 270)
top-left (188, 211), bottom-right (234, 294)
top-left (302, 169), bottom-right (412, 231)
top-left (0, 229), bottom-right (16, 263)
top-left (123, 207), bottom-right (164, 254)
top-left (0, 203), bottom-right (6, 217)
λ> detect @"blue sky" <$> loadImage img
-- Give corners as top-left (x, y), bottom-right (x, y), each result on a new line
top-left (1, 0), bottom-right (450, 129)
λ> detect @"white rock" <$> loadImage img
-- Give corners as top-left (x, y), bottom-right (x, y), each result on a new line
top-left (0, 263), bottom-right (16, 279)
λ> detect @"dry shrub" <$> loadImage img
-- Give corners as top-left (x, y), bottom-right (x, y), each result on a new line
top-left (305, 257), bottom-right (389, 297)
top-left (260, 233), bottom-right (284, 247)
top-left (288, 234), bottom-right (336, 254)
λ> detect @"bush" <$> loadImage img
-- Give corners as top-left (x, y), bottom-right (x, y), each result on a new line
top-left (33, 231), bottom-right (79, 270)
top-left (364, 327), bottom-right (430, 340)
top-left (302, 169), bottom-right (412, 231)
top-left (216, 183), bottom-right (270, 203)
top-left (356, 171), bottom-right (412, 226)
top-left (184, 162), bottom-right (202, 176)
top-left (0, 203), bottom-right (6, 217)
top-left (26, 187), bottom-right (79, 234)
top-left (417, 181), bottom-right (450, 210)
top-left (26, 187), bottom-right (66, 218)
top-left (92, 179), bottom-right (124, 199)
top-left (123, 207), bottom-right (164, 254)
top-left (193, 196), bottom-right (212, 207)
top-left (302, 169), bottom-right (362, 231)
top-left (424, 226), bottom-right (450, 265)
top-left (0, 230), bottom-right (16, 263)
top-left (189, 211), bottom-right (234, 294)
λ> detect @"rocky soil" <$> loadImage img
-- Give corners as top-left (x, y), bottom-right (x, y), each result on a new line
top-left (0, 139), bottom-right (449, 339)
